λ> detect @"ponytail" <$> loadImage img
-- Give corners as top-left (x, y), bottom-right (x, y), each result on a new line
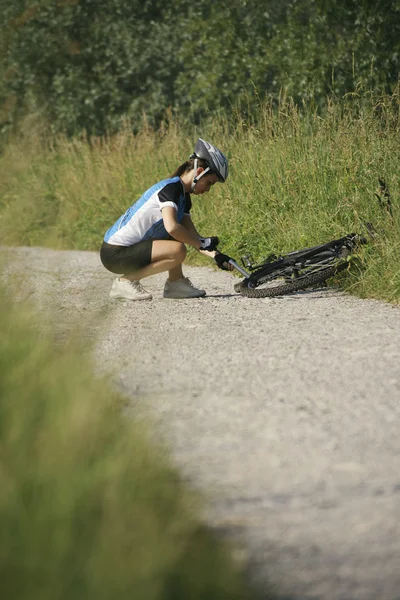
top-left (170, 157), bottom-right (208, 178)
top-left (170, 160), bottom-right (192, 178)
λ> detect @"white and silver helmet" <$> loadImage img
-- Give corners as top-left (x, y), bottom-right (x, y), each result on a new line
top-left (189, 138), bottom-right (229, 190)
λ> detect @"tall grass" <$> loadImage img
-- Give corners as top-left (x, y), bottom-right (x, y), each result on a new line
top-left (0, 89), bottom-right (399, 302)
top-left (0, 287), bottom-right (253, 600)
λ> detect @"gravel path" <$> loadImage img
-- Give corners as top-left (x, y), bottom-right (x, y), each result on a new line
top-left (3, 246), bottom-right (400, 600)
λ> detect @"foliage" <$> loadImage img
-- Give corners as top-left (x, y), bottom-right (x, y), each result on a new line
top-left (266, 0), bottom-right (400, 102)
top-left (0, 285), bottom-right (252, 600)
top-left (0, 0), bottom-right (183, 135)
top-left (1, 0), bottom-right (399, 135)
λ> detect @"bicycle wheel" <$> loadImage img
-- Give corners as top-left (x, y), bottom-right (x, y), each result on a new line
top-left (236, 262), bottom-right (349, 298)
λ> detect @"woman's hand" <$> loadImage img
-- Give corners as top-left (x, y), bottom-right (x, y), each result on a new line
top-left (199, 236), bottom-right (219, 251)
top-left (214, 252), bottom-right (235, 271)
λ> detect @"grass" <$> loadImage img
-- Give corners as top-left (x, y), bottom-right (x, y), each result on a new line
top-left (0, 285), bottom-right (255, 600)
top-left (0, 89), bottom-right (399, 302)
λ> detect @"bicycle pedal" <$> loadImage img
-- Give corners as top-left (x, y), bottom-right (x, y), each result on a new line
top-left (241, 254), bottom-right (254, 268)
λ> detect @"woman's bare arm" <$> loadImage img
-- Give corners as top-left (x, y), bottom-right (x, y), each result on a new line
top-left (162, 207), bottom-right (202, 249)
top-left (181, 214), bottom-right (222, 259)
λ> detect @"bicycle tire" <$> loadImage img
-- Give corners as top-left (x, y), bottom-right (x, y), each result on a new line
top-left (236, 262), bottom-right (348, 298)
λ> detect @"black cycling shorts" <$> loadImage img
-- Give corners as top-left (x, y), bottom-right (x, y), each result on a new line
top-left (100, 240), bottom-right (153, 274)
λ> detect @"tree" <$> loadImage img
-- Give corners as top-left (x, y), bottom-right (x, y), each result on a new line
top-left (1, 0), bottom-right (399, 135)
top-left (0, 0), bottom-right (183, 135)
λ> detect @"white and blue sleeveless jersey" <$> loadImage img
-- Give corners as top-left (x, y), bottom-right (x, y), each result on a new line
top-left (104, 177), bottom-right (192, 246)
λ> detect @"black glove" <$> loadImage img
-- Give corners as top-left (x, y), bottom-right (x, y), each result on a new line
top-left (199, 236), bottom-right (219, 251)
top-left (214, 252), bottom-right (232, 270)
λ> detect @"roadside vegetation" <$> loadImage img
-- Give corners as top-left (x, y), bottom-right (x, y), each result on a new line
top-left (0, 90), bottom-right (399, 303)
top-left (0, 286), bottom-right (254, 600)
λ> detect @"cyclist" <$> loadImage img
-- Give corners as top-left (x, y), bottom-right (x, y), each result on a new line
top-left (100, 138), bottom-right (233, 300)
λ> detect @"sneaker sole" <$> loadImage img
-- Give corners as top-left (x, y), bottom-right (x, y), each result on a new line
top-left (110, 294), bottom-right (152, 301)
top-left (163, 293), bottom-right (206, 299)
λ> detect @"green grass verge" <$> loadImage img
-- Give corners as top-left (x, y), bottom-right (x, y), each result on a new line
top-left (0, 286), bottom-right (254, 600)
top-left (0, 90), bottom-right (399, 302)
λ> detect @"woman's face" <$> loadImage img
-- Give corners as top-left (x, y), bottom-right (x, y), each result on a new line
top-left (193, 170), bottom-right (219, 195)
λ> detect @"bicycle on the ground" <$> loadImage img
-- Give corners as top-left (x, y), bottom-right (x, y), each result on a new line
top-left (228, 232), bottom-right (367, 298)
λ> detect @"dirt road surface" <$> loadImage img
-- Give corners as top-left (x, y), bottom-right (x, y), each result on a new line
top-left (3, 246), bottom-right (400, 600)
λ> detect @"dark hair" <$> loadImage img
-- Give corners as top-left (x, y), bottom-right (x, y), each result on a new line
top-left (170, 157), bottom-right (209, 178)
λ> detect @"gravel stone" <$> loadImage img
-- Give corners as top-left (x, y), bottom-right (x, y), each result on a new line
top-left (3, 246), bottom-right (400, 600)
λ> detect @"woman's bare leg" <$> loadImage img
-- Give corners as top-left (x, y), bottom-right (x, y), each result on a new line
top-left (121, 240), bottom-right (186, 282)
top-left (167, 264), bottom-right (184, 282)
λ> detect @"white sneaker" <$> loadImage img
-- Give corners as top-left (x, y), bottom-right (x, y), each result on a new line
top-left (109, 278), bottom-right (152, 301)
top-left (163, 277), bottom-right (206, 299)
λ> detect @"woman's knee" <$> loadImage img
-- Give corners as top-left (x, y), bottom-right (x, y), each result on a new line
top-left (151, 240), bottom-right (186, 263)
top-left (174, 242), bottom-right (186, 262)
top-left (167, 242), bottom-right (186, 264)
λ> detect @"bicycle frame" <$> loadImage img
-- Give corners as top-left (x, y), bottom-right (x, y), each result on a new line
top-left (228, 259), bottom-right (250, 278)
top-left (229, 233), bottom-right (365, 279)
